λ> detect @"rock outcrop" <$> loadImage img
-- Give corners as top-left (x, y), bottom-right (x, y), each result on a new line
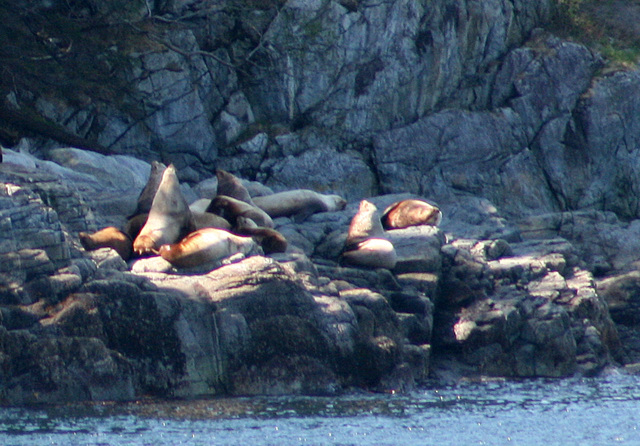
top-left (3, 0), bottom-right (640, 405)
top-left (0, 147), bottom-right (630, 404)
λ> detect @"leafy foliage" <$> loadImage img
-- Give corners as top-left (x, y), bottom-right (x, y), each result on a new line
top-left (549, 0), bottom-right (640, 68)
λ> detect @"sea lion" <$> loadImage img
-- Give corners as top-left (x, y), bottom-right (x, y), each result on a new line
top-left (124, 213), bottom-right (148, 241)
top-left (206, 195), bottom-right (274, 229)
top-left (341, 238), bottom-right (397, 269)
top-left (344, 199), bottom-right (386, 248)
top-left (193, 211), bottom-right (232, 230)
top-left (381, 199), bottom-right (442, 230)
top-left (158, 227), bottom-right (258, 269)
top-left (133, 164), bottom-right (196, 256)
top-left (253, 189), bottom-right (347, 222)
top-left (79, 226), bottom-right (133, 260)
top-left (215, 169), bottom-right (255, 205)
top-left (189, 198), bottom-right (211, 214)
top-left (235, 216), bottom-right (288, 254)
top-left (126, 210), bottom-right (231, 240)
top-left (341, 199), bottom-right (397, 269)
top-left (130, 161), bottom-right (167, 218)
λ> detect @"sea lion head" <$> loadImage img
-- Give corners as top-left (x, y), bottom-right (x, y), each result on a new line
top-left (236, 217), bottom-right (287, 254)
top-left (256, 229), bottom-right (288, 254)
top-left (330, 195), bottom-right (347, 211)
top-left (346, 199), bottom-right (385, 246)
top-left (152, 164), bottom-right (186, 215)
top-left (381, 199), bottom-right (442, 229)
top-left (236, 216), bottom-right (258, 230)
top-left (215, 169), bottom-right (254, 205)
top-left (206, 195), bottom-right (236, 222)
top-left (158, 242), bottom-right (182, 263)
top-left (207, 195), bottom-right (273, 228)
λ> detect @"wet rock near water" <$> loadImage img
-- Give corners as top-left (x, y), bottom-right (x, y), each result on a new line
top-left (432, 236), bottom-right (621, 381)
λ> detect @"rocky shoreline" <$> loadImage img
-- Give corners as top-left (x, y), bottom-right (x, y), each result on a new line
top-left (4, 0), bottom-right (640, 406)
top-left (0, 147), bottom-right (637, 405)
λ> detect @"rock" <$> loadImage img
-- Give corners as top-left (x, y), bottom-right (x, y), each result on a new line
top-left (45, 148), bottom-right (152, 223)
top-left (566, 70), bottom-right (640, 220)
top-left (265, 148), bottom-right (375, 202)
top-left (0, 149), bottom-right (631, 402)
top-left (214, 92), bottom-right (256, 147)
top-left (0, 327), bottom-right (136, 405)
top-left (597, 271), bottom-right (640, 364)
top-left (598, 271), bottom-right (640, 327)
top-left (247, 0), bottom-right (551, 136)
top-left (518, 211), bottom-right (640, 275)
top-left (4, 148), bottom-right (150, 229)
top-left (84, 248), bottom-right (129, 271)
top-left (387, 226), bottom-right (445, 274)
top-left (432, 235), bottom-right (620, 379)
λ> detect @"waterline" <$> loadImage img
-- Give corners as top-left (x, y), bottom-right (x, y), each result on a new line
top-left (1, 373), bottom-right (640, 445)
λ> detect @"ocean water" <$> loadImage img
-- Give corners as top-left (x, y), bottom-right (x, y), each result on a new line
top-left (1, 372), bottom-right (640, 445)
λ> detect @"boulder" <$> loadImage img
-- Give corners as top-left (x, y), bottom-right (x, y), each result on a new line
top-left (432, 236), bottom-right (621, 380)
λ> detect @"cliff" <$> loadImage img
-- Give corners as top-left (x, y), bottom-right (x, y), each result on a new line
top-left (1, 0), bottom-right (640, 404)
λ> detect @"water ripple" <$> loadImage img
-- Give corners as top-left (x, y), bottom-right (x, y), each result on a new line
top-left (2, 373), bottom-right (640, 445)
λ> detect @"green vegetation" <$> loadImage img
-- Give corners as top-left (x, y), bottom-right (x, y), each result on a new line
top-left (550, 0), bottom-right (640, 68)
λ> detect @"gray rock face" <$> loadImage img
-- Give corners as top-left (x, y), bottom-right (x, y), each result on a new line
top-left (433, 236), bottom-right (619, 379)
top-left (567, 70), bottom-right (640, 219)
top-left (0, 164), bottom-right (93, 306)
top-left (246, 0), bottom-right (551, 134)
top-left (374, 34), bottom-right (602, 219)
top-left (10, 0), bottom-right (552, 194)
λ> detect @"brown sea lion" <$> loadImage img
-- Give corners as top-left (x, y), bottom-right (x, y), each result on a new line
top-left (133, 164), bottom-right (196, 256)
top-left (79, 226), bottom-right (133, 261)
top-left (193, 211), bottom-right (232, 230)
top-left (381, 199), bottom-right (442, 230)
top-left (206, 195), bottom-right (274, 229)
top-left (130, 161), bottom-right (167, 218)
top-left (158, 227), bottom-right (258, 269)
top-left (253, 189), bottom-right (347, 222)
top-left (189, 198), bottom-right (211, 214)
top-left (124, 213), bottom-right (148, 241)
top-left (235, 216), bottom-right (288, 254)
top-left (341, 199), bottom-right (397, 269)
top-left (216, 169), bottom-right (255, 205)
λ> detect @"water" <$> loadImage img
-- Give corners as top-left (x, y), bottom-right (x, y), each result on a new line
top-left (2, 373), bottom-right (640, 445)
